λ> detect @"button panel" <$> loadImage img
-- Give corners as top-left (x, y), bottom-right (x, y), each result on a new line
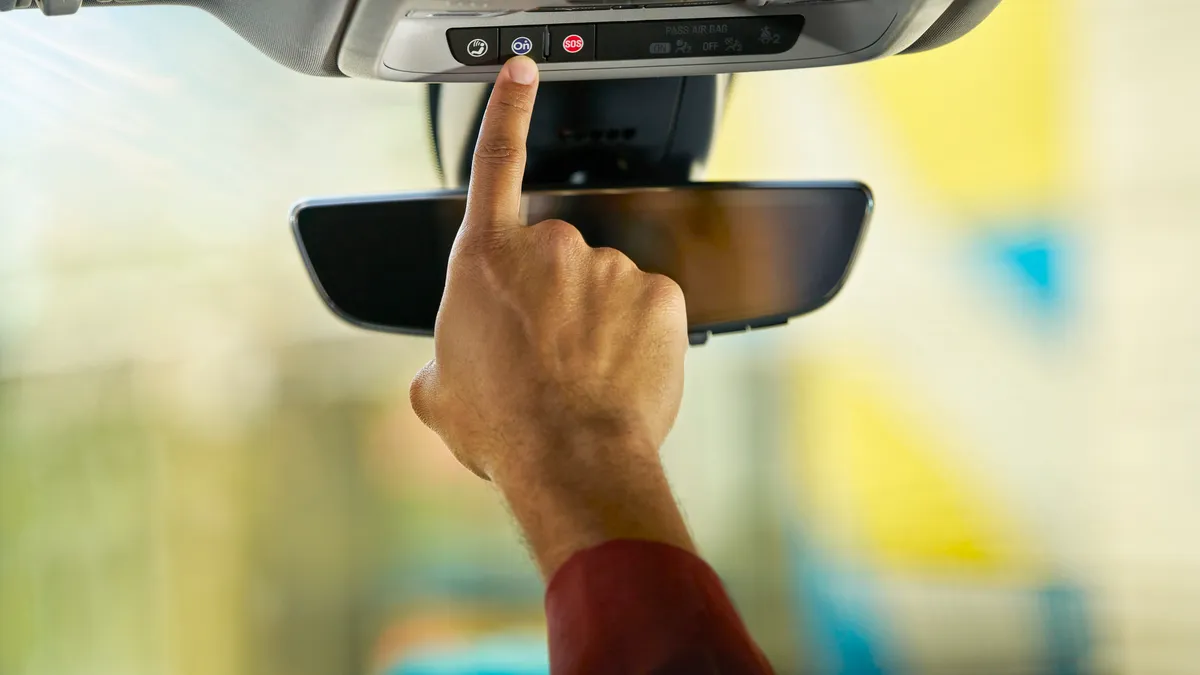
top-left (447, 15), bottom-right (802, 66)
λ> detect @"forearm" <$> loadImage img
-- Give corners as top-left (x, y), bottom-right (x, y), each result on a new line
top-left (493, 435), bottom-right (774, 674)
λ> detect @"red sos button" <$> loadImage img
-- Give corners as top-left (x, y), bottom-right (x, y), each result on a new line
top-left (562, 34), bottom-right (585, 54)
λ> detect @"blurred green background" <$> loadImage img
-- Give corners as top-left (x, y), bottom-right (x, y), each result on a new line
top-left (2, 1), bottom-right (1198, 674)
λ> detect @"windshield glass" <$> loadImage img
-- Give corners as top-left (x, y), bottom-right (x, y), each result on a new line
top-left (2, 4), bottom-right (1198, 675)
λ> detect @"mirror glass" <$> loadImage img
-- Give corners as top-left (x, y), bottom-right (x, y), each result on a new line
top-left (292, 183), bottom-right (872, 337)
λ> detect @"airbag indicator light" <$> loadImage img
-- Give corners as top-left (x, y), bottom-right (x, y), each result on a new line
top-left (468, 39), bottom-right (489, 58)
top-left (595, 16), bottom-right (804, 61)
top-left (447, 27), bottom-right (499, 65)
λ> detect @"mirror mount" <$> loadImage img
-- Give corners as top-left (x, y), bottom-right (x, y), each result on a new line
top-left (430, 75), bottom-right (726, 190)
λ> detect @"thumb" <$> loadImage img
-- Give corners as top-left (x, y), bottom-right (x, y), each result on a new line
top-left (409, 359), bottom-right (492, 482)
top-left (409, 359), bottom-right (442, 431)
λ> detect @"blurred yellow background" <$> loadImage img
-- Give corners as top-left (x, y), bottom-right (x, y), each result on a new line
top-left (2, 1), bottom-right (1198, 674)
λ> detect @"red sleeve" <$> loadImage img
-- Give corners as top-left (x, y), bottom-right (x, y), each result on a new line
top-left (544, 539), bottom-right (775, 675)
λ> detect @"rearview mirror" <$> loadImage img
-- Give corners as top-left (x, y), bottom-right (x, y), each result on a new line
top-left (292, 182), bottom-right (872, 344)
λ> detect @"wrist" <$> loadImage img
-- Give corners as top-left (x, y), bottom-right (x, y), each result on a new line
top-left (490, 418), bottom-right (657, 481)
top-left (491, 430), bottom-right (694, 579)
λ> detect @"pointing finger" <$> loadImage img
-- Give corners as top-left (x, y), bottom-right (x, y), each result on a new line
top-left (462, 56), bottom-right (540, 240)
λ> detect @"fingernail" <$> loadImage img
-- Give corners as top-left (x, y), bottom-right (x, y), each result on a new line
top-left (506, 56), bottom-right (538, 85)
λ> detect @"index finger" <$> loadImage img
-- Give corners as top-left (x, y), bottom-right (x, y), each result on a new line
top-left (462, 56), bottom-right (540, 239)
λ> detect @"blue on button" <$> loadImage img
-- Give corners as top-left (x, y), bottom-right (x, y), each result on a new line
top-left (511, 36), bottom-right (534, 55)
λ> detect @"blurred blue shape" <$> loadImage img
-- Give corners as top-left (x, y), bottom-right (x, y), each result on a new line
top-left (387, 634), bottom-right (549, 675)
top-left (1038, 583), bottom-right (1091, 675)
top-left (1008, 242), bottom-right (1055, 297)
top-left (407, 561), bottom-right (543, 604)
top-left (786, 527), bottom-right (893, 675)
top-left (974, 222), bottom-right (1073, 323)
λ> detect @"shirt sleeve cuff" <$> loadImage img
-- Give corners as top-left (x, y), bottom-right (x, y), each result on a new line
top-left (544, 539), bottom-right (774, 674)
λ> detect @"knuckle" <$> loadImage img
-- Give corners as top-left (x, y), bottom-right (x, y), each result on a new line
top-left (453, 229), bottom-right (506, 263)
top-left (645, 273), bottom-right (685, 309)
top-left (538, 219), bottom-right (584, 256)
top-left (593, 246), bottom-right (636, 274)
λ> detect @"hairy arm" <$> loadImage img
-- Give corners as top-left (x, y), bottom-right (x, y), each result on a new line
top-left (409, 56), bottom-right (774, 675)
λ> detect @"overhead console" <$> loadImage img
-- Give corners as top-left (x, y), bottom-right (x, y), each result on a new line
top-left (9, 0), bottom-right (1001, 79)
top-left (338, 0), bottom-right (975, 82)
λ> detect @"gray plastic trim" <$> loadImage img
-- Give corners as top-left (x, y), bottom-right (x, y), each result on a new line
top-left (902, 0), bottom-right (1002, 53)
top-left (38, 0), bottom-right (82, 15)
top-left (78, 0), bottom-right (355, 76)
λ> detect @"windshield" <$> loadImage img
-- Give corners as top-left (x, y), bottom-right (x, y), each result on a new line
top-left (2, 4), bottom-right (1198, 675)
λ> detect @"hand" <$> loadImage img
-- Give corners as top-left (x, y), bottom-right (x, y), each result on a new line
top-left (408, 57), bottom-right (694, 576)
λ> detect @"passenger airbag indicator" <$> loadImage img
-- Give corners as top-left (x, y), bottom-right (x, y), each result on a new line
top-left (595, 16), bottom-right (803, 61)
